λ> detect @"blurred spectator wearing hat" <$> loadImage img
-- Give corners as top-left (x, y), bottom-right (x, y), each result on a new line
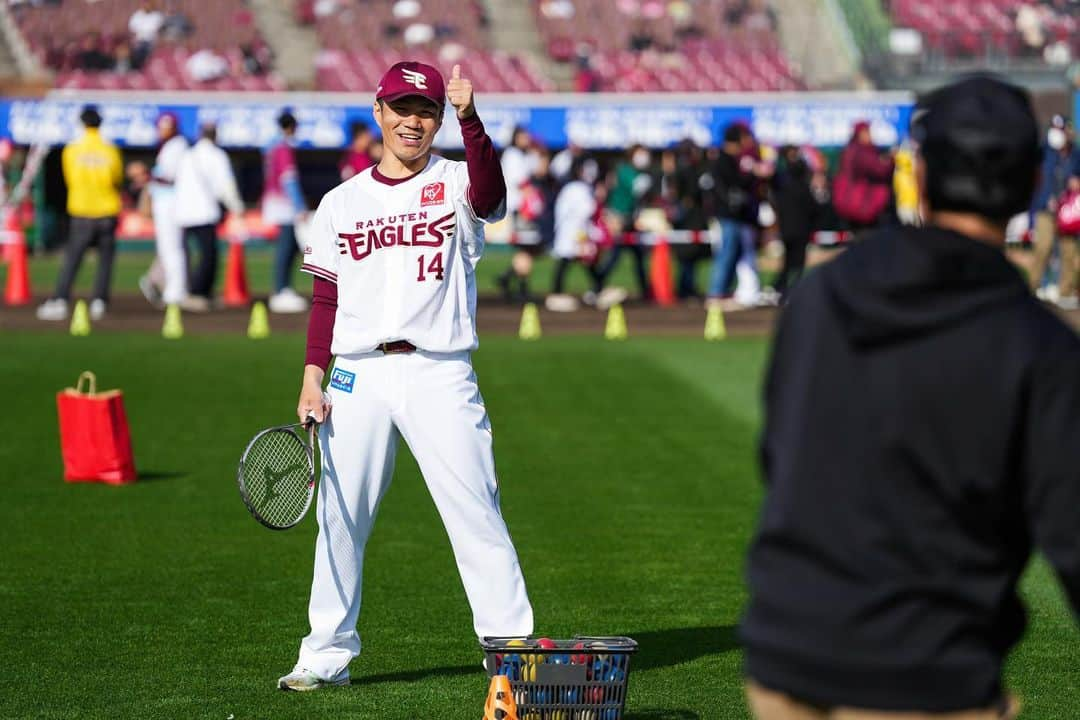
top-left (36, 106), bottom-right (122, 322)
top-left (262, 110), bottom-right (309, 314)
top-left (1027, 114), bottom-right (1080, 309)
top-left (174, 122), bottom-right (246, 311)
top-left (743, 75), bottom-right (1080, 719)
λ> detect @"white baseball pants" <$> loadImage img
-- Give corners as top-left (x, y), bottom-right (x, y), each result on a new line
top-left (296, 349), bottom-right (534, 679)
top-left (152, 199), bottom-right (187, 305)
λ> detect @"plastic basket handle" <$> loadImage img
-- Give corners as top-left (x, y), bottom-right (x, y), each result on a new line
top-left (75, 370), bottom-right (97, 396)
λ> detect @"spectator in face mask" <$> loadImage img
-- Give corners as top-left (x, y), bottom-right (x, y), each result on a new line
top-left (1027, 114), bottom-right (1080, 308)
top-left (547, 156), bottom-right (606, 310)
top-left (598, 143), bottom-right (653, 302)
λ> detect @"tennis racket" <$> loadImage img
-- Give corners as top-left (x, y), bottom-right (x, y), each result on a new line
top-left (237, 414), bottom-right (318, 530)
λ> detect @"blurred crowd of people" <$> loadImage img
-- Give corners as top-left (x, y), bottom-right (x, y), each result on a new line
top-left (496, 121), bottom-right (831, 311)
top-left (30, 106), bottom-right (380, 322)
top-left (13, 106), bottom-right (1080, 321)
top-left (1013, 0), bottom-right (1078, 61)
top-left (296, 0), bottom-right (489, 48)
top-left (18, 0), bottom-right (272, 81)
top-left (566, 0), bottom-right (779, 92)
top-left (493, 112), bottom-right (1080, 312)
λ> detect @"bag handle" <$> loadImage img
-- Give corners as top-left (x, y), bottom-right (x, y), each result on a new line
top-left (75, 371), bottom-right (97, 396)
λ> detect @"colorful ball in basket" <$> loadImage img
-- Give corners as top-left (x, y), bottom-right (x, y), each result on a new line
top-left (571, 642), bottom-right (592, 666)
top-left (536, 637), bottom-right (558, 650)
top-left (505, 638), bottom-right (527, 680)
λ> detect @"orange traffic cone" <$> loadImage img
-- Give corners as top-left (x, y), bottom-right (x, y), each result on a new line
top-left (4, 210), bottom-right (31, 305)
top-left (222, 240), bottom-right (251, 307)
top-left (650, 237), bottom-right (675, 307)
top-left (483, 674), bottom-right (518, 720)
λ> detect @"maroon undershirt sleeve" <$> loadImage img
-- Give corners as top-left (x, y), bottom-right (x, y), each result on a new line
top-left (461, 113), bottom-right (507, 219)
top-left (305, 276), bottom-right (337, 371)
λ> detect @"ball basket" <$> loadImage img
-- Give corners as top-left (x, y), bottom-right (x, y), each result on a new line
top-left (481, 636), bottom-right (638, 720)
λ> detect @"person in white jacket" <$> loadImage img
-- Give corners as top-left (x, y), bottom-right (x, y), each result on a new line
top-left (145, 112), bottom-right (189, 308)
top-left (174, 122), bottom-right (246, 310)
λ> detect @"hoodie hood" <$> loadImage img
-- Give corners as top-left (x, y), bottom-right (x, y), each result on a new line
top-left (826, 226), bottom-right (1028, 347)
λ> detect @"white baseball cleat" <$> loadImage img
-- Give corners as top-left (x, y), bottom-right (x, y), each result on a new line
top-left (277, 667), bottom-right (350, 691)
top-left (596, 286), bottom-right (629, 310)
top-left (89, 298), bottom-right (107, 321)
top-left (544, 293), bottom-right (579, 312)
top-left (36, 298), bottom-right (69, 321)
top-left (269, 287), bottom-right (309, 314)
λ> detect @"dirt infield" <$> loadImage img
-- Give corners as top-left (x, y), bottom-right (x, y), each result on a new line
top-left (3, 293), bottom-right (1077, 336)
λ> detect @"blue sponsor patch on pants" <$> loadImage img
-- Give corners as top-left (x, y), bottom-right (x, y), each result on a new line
top-left (330, 367), bottom-right (356, 393)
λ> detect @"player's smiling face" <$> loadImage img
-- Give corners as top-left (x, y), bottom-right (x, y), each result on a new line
top-left (374, 96), bottom-right (443, 168)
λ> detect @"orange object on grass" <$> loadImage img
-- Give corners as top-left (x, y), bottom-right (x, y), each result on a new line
top-left (222, 240), bottom-right (252, 307)
top-left (649, 237), bottom-right (675, 307)
top-left (3, 209), bottom-right (31, 305)
top-left (483, 674), bottom-right (518, 720)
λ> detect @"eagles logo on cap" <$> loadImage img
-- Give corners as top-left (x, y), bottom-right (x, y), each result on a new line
top-left (375, 61), bottom-right (445, 109)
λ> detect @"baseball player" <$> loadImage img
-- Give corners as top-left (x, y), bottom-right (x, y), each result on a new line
top-left (278, 61), bottom-right (534, 691)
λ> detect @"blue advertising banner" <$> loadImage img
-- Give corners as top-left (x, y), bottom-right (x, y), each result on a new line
top-left (0, 91), bottom-right (915, 150)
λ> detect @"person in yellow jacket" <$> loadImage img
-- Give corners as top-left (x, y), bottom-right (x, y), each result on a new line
top-left (893, 141), bottom-right (920, 226)
top-left (37, 105), bottom-right (123, 322)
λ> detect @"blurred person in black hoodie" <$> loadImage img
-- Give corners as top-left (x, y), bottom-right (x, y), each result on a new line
top-left (772, 145), bottom-right (818, 301)
top-left (707, 123), bottom-right (758, 302)
top-left (670, 139), bottom-right (713, 300)
top-left (742, 75), bottom-right (1080, 719)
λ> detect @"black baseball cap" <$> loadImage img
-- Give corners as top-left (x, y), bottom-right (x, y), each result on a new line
top-left (911, 74), bottom-right (1040, 221)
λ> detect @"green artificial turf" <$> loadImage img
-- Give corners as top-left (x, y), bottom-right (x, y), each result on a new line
top-left (1, 334), bottom-right (1076, 719)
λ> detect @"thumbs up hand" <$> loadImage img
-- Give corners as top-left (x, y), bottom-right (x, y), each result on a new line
top-left (446, 64), bottom-right (475, 120)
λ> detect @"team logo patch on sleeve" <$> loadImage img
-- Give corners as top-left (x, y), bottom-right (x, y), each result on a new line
top-left (330, 368), bottom-right (356, 393)
top-left (420, 182), bottom-right (445, 207)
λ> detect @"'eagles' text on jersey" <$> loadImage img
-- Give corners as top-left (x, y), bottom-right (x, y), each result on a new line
top-left (301, 155), bottom-right (504, 354)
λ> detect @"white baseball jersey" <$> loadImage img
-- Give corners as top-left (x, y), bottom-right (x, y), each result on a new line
top-left (301, 154), bottom-right (503, 354)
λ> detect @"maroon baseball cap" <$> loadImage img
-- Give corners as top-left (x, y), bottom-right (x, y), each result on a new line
top-left (376, 61), bottom-right (445, 109)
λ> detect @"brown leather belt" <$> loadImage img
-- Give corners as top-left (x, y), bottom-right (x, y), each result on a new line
top-left (378, 340), bottom-right (417, 354)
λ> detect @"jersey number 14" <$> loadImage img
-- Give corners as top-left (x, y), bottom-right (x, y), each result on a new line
top-left (416, 253), bottom-right (444, 282)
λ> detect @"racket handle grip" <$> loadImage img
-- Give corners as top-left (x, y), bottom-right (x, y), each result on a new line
top-left (304, 411), bottom-right (318, 429)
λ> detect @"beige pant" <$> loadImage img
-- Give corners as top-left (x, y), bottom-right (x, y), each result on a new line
top-left (1029, 210), bottom-right (1079, 298)
top-left (746, 682), bottom-right (1019, 720)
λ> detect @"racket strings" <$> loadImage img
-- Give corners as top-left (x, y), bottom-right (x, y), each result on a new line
top-left (241, 429), bottom-right (313, 527)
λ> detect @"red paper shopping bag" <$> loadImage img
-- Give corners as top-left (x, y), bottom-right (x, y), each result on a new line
top-left (56, 371), bottom-right (137, 484)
